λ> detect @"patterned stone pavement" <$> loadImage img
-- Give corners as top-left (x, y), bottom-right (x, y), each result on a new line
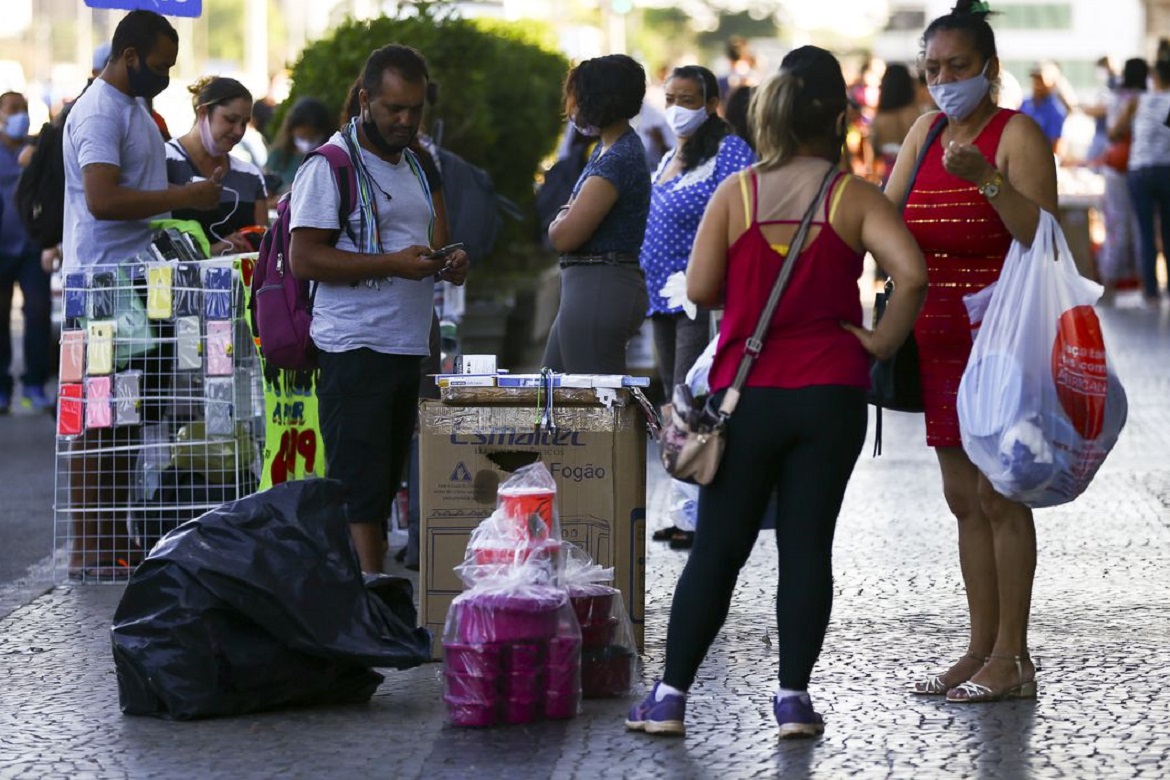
top-left (1, 299), bottom-right (1168, 779)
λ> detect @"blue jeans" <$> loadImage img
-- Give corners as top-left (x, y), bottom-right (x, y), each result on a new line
top-left (1126, 165), bottom-right (1170, 299)
top-left (0, 249), bottom-right (51, 393)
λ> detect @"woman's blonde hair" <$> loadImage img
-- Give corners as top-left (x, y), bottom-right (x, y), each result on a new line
top-left (750, 46), bottom-right (848, 171)
top-left (749, 73), bottom-right (802, 170)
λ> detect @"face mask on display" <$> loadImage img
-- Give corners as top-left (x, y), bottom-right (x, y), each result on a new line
top-left (127, 56), bottom-right (170, 100)
top-left (665, 104), bottom-right (709, 138)
top-left (293, 137), bottom-right (320, 155)
top-left (928, 61), bottom-right (990, 121)
top-left (570, 117), bottom-right (600, 138)
top-left (3, 112), bottom-right (29, 141)
top-left (198, 113), bottom-right (230, 156)
top-left (362, 108), bottom-right (414, 157)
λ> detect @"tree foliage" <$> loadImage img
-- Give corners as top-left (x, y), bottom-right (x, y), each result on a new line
top-left (282, 8), bottom-right (569, 211)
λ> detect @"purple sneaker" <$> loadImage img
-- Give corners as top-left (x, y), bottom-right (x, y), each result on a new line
top-left (774, 693), bottom-right (824, 739)
top-left (626, 681), bottom-right (686, 736)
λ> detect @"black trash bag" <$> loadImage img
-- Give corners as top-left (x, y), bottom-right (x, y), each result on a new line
top-left (111, 478), bottom-right (432, 720)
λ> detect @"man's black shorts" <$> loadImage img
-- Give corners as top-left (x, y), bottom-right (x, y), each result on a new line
top-left (316, 348), bottom-right (422, 527)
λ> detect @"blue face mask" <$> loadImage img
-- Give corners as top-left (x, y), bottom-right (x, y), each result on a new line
top-left (928, 61), bottom-right (991, 121)
top-left (3, 112), bottom-right (29, 141)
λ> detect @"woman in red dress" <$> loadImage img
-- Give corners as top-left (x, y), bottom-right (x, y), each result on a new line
top-left (884, 0), bottom-right (1058, 702)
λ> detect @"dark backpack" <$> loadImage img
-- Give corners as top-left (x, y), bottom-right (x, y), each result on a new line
top-left (437, 147), bottom-right (509, 264)
top-left (251, 144), bottom-right (357, 370)
top-left (534, 151), bottom-right (587, 250)
top-left (16, 120), bottom-right (66, 249)
top-left (430, 122), bottom-right (520, 264)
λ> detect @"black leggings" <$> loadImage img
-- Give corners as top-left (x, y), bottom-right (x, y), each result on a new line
top-left (663, 385), bottom-right (867, 691)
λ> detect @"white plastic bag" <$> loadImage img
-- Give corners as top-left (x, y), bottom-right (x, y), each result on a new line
top-left (660, 271), bottom-right (697, 320)
top-left (958, 211), bottom-right (1127, 507)
top-left (668, 480), bottom-right (699, 533)
top-left (685, 338), bottom-right (718, 397)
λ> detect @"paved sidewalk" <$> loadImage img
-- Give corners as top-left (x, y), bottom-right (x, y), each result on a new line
top-left (1, 301), bottom-right (1169, 779)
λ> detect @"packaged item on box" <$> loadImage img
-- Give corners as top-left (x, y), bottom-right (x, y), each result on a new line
top-left (455, 354), bottom-right (497, 374)
top-left (496, 462), bottom-right (559, 541)
top-left (176, 316), bottom-right (202, 370)
top-left (172, 263), bottom-right (203, 317)
top-left (559, 543), bottom-right (637, 699)
top-left (86, 320), bottom-right (116, 375)
top-left (206, 320), bottom-right (233, 376)
top-left (203, 266), bottom-right (232, 320)
top-left (57, 383), bottom-right (84, 436)
top-left (85, 375), bottom-right (113, 429)
top-left (204, 377), bottom-right (234, 436)
top-left (64, 272), bottom-right (87, 320)
top-left (115, 370), bottom-right (143, 426)
top-left (59, 330), bottom-right (85, 383)
top-left (147, 264), bottom-right (174, 320)
top-left (89, 270), bottom-right (117, 319)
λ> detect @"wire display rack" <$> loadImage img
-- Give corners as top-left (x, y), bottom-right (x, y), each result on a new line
top-left (53, 254), bottom-right (264, 582)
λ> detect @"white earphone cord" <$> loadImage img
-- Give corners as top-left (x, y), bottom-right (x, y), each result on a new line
top-left (209, 184), bottom-right (241, 256)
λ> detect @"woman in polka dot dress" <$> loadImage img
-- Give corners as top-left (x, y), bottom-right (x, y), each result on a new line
top-left (640, 66), bottom-right (755, 396)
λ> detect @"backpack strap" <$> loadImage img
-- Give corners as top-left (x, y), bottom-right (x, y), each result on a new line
top-left (309, 143), bottom-right (360, 247)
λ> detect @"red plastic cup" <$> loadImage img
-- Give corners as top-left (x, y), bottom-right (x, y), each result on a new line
top-left (580, 617), bottom-right (619, 649)
top-left (497, 488), bottom-right (557, 540)
top-left (580, 647), bottom-right (635, 699)
top-left (570, 592), bottom-right (615, 627)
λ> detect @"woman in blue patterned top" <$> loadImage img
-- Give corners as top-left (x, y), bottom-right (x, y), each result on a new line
top-left (641, 65), bottom-right (755, 394)
top-left (544, 54), bottom-right (651, 374)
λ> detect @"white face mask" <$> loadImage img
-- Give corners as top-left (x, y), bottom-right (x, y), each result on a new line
top-left (665, 104), bottom-right (709, 138)
top-left (293, 137), bottom-right (319, 155)
top-left (928, 61), bottom-right (991, 121)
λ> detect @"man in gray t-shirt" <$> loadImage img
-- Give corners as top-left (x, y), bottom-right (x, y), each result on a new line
top-left (62, 12), bottom-right (221, 272)
top-left (289, 44), bottom-right (468, 573)
top-left (61, 11), bottom-right (222, 579)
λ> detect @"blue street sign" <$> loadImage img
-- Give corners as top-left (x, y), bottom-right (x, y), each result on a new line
top-left (84, 0), bottom-right (202, 18)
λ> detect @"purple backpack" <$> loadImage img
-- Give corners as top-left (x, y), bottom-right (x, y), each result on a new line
top-left (251, 144), bottom-right (357, 370)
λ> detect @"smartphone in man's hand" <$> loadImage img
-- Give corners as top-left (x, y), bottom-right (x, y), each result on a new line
top-left (425, 242), bottom-right (465, 260)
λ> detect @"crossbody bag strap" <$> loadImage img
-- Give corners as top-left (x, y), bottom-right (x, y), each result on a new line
top-left (900, 113), bottom-right (948, 212)
top-left (717, 165), bottom-right (837, 418)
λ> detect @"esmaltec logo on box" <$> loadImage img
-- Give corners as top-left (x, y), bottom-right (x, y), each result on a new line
top-left (448, 429), bottom-right (586, 446)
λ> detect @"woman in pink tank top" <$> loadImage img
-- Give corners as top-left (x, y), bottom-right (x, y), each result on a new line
top-left (626, 46), bottom-right (926, 741)
top-left (884, 1), bottom-right (1058, 704)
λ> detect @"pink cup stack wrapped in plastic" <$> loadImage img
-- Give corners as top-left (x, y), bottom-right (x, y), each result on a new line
top-left (442, 463), bottom-right (583, 727)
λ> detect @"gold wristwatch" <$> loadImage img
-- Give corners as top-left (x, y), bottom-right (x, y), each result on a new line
top-left (978, 170), bottom-right (1005, 200)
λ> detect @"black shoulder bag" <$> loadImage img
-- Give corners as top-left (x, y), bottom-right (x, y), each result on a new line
top-left (867, 114), bottom-right (948, 456)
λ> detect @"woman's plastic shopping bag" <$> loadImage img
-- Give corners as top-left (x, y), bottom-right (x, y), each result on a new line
top-left (958, 210), bottom-right (1126, 508)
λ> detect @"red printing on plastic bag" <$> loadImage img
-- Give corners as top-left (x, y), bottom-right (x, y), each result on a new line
top-left (1051, 305), bottom-right (1108, 440)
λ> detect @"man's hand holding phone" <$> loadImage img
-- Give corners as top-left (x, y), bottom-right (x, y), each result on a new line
top-left (429, 242), bottom-right (469, 286)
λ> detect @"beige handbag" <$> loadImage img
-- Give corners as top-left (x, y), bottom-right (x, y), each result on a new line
top-left (660, 167), bottom-right (836, 486)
